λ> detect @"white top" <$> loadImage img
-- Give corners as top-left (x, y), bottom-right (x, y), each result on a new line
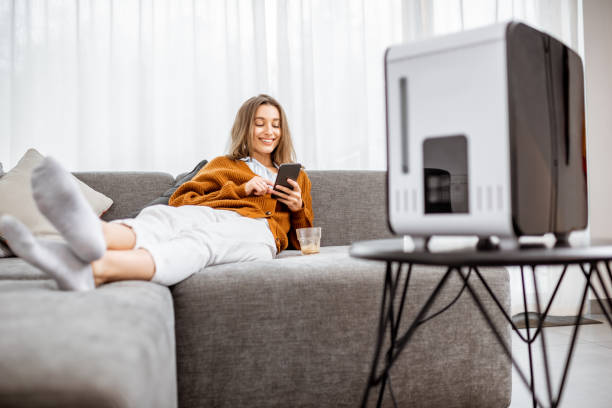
top-left (240, 157), bottom-right (279, 183)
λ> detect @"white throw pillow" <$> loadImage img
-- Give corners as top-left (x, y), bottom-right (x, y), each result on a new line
top-left (0, 149), bottom-right (113, 248)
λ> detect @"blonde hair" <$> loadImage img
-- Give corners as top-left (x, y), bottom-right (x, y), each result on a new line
top-left (227, 94), bottom-right (297, 164)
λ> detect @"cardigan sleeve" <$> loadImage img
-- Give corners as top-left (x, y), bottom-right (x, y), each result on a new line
top-left (168, 158), bottom-right (249, 207)
top-left (288, 170), bottom-right (314, 250)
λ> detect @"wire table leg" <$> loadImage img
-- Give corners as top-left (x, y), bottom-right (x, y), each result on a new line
top-left (579, 264), bottom-right (612, 326)
top-left (361, 262), bottom-right (394, 408)
top-left (553, 266), bottom-right (592, 407)
top-left (520, 266), bottom-right (537, 408)
top-left (376, 263), bottom-right (403, 407)
top-left (531, 265), bottom-right (554, 406)
top-left (455, 266), bottom-right (545, 408)
top-left (462, 263), bottom-right (602, 408)
top-left (593, 263), bottom-right (612, 323)
top-left (362, 258), bottom-right (609, 407)
top-left (390, 267), bottom-right (454, 363)
top-left (605, 262), bottom-right (612, 316)
top-left (362, 263), bottom-right (454, 407)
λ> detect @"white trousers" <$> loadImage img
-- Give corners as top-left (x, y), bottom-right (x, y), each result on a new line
top-left (113, 205), bottom-right (277, 286)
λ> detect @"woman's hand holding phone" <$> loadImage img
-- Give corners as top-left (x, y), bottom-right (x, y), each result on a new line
top-left (271, 178), bottom-right (303, 211)
top-left (245, 176), bottom-right (274, 196)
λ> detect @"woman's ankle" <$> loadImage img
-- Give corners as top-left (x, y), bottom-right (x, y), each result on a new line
top-left (91, 258), bottom-right (109, 286)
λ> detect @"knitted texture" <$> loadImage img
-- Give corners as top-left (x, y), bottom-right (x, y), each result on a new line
top-left (169, 156), bottom-right (313, 252)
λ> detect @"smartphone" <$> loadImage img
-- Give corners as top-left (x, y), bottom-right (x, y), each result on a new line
top-left (273, 163), bottom-right (302, 192)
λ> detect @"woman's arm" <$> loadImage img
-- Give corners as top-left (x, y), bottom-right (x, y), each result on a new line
top-left (168, 157), bottom-right (251, 207)
top-left (169, 178), bottom-right (247, 207)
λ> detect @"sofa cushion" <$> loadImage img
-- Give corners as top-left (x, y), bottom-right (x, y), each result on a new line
top-left (0, 257), bottom-right (46, 280)
top-left (172, 246), bottom-right (510, 408)
top-left (0, 278), bottom-right (177, 408)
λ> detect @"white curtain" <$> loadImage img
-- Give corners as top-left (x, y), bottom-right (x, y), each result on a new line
top-left (0, 0), bottom-right (580, 174)
top-left (0, 0), bottom-right (399, 173)
top-left (1, 0), bottom-right (583, 314)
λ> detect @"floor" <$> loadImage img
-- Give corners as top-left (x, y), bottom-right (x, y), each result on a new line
top-left (509, 314), bottom-right (612, 407)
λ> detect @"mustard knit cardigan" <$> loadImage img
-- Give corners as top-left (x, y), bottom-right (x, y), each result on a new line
top-left (169, 156), bottom-right (314, 252)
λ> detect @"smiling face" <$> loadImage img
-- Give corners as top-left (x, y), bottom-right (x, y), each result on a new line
top-left (228, 94), bottom-right (296, 165)
top-left (250, 104), bottom-right (281, 165)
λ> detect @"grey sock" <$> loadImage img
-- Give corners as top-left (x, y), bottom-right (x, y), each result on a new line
top-left (31, 157), bottom-right (105, 262)
top-left (0, 215), bottom-right (95, 291)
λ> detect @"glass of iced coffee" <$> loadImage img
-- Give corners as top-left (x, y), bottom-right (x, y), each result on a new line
top-left (296, 227), bottom-right (321, 255)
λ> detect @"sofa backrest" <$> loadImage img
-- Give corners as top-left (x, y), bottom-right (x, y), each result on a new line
top-left (307, 170), bottom-right (393, 245)
top-left (75, 172), bottom-right (175, 222)
top-left (75, 170), bottom-right (393, 246)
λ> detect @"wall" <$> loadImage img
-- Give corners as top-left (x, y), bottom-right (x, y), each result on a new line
top-left (583, 0), bottom-right (612, 304)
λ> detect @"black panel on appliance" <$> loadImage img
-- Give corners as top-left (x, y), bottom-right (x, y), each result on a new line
top-left (423, 135), bottom-right (469, 214)
top-left (506, 22), bottom-right (552, 235)
top-left (506, 22), bottom-right (588, 236)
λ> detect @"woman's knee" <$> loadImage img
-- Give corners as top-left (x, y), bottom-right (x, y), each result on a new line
top-left (103, 222), bottom-right (137, 250)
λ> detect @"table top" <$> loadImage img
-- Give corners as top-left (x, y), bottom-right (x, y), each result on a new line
top-left (349, 238), bottom-right (612, 267)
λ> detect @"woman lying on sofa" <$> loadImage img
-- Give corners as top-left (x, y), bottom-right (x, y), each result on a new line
top-left (0, 94), bottom-right (313, 290)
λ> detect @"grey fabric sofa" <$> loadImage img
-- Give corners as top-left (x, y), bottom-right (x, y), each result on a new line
top-left (0, 170), bottom-right (511, 407)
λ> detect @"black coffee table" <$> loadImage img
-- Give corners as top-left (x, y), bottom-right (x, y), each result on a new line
top-left (350, 238), bottom-right (612, 408)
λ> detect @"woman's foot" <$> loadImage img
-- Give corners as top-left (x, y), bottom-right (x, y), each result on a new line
top-left (31, 157), bottom-right (105, 262)
top-left (0, 215), bottom-right (95, 291)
